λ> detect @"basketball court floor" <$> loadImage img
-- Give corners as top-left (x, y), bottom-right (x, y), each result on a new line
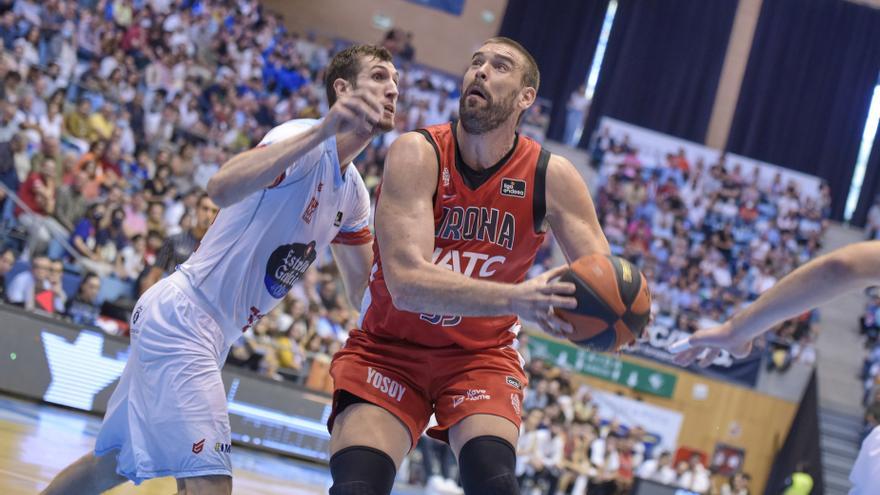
top-left (0, 394), bottom-right (423, 494)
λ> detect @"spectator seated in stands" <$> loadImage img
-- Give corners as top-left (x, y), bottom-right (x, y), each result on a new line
top-left (65, 272), bottom-right (101, 327)
top-left (16, 156), bottom-right (68, 259)
top-left (7, 255), bottom-right (51, 312)
top-left (557, 421), bottom-right (598, 495)
top-left (637, 450), bottom-right (677, 485)
top-left (720, 472), bottom-right (751, 495)
top-left (677, 453), bottom-right (711, 494)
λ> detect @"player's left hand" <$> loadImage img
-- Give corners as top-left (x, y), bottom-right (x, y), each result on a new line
top-left (667, 322), bottom-right (753, 368)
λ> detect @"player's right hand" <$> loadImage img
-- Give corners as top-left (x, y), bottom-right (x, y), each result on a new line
top-left (510, 265), bottom-right (577, 339)
top-left (320, 87), bottom-right (384, 137)
top-left (668, 322), bottom-right (753, 367)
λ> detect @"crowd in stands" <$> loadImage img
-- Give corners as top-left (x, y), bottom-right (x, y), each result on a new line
top-left (0, 1), bottom-right (815, 494)
top-left (0, 0), bottom-right (553, 379)
top-left (590, 126), bottom-right (830, 372)
top-left (0, 0), bottom-right (483, 372)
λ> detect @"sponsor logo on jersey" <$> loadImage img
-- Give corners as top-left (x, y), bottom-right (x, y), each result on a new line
top-left (367, 367), bottom-right (406, 402)
top-left (511, 393), bottom-right (521, 415)
top-left (131, 306), bottom-right (143, 325)
top-left (432, 248), bottom-right (506, 278)
top-left (264, 241), bottom-right (317, 299)
top-left (500, 178), bottom-right (526, 198)
top-left (452, 389), bottom-right (492, 408)
top-left (302, 197), bottom-right (319, 224)
top-left (192, 438), bottom-right (206, 454)
top-left (214, 442), bottom-right (232, 454)
top-left (466, 389), bottom-right (491, 401)
top-left (436, 206), bottom-right (516, 250)
top-left (453, 389), bottom-right (492, 409)
top-left (242, 306), bottom-right (266, 332)
top-left (505, 376), bottom-right (522, 390)
top-left (334, 211), bottom-right (343, 227)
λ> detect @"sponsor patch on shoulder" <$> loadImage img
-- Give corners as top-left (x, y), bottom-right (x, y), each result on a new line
top-left (500, 178), bottom-right (526, 198)
top-left (506, 376), bottom-right (522, 390)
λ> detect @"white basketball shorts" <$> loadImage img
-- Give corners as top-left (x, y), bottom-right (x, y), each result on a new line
top-left (94, 272), bottom-right (232, 483)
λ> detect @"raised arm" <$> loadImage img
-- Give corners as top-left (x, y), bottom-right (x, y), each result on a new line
top-left (671, 241), bottom-right (880, 366)
top-left (376, 133), bottom-right (576, 327)
top-left (544, 154), bottom-right (610, 261)
top-left (207, 90), bottom-right (382, 208)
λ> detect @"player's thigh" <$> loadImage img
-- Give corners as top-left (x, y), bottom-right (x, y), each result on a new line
top-left (329, 401), bottom-right (412, 468)
top-left (176, 475), bottom-right (232, 495)
top-left (448, 413), bottom-right (519, 459)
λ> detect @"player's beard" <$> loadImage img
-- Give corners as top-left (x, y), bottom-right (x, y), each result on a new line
top-left (459, 86), bottom-right (518, 135)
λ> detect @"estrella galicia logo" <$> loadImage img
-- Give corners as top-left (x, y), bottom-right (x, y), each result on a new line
top-left (264, 241), bottom-right (317, 299)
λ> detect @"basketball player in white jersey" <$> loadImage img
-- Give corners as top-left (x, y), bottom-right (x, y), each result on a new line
top-left (42, 45), bottom-right (399, 495)
top-left (668, 241), bottom-right (880, 494)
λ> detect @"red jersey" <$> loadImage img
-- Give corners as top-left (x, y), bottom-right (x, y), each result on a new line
top-left (360, 122), bottom-right (549, 350)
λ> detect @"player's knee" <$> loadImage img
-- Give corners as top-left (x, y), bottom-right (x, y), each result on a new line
top-left (457, 435), bottom-right (518, 495)
top-left (329, 446), bottom-right (396, 495)
top-left (177, 475), bottom-right (231, 495)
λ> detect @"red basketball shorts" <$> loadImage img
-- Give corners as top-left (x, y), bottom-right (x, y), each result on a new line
top-left (328, 329), bottom-right (528, 448)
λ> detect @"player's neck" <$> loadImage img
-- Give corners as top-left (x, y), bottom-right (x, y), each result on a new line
top-left (334, 129), bottom-right (372, 170)
top-left (455, 120), bottom-right (517, 170)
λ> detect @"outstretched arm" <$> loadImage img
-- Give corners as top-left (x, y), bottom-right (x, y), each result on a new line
top-left (207, 90), bottom-right (382, 207)
top-left (671, 241), bottom-right (880, 366)
top-left (207, 124), bottom-right (328, 208)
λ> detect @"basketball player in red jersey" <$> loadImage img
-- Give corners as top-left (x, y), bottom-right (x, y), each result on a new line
top-left (326, 37), bottom-right (610, 495)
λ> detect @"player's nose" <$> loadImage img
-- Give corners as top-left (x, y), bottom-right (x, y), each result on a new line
top-left (386, 81), bottom-right (399, 101)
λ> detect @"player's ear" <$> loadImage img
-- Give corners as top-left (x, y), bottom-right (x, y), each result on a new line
top-left (518, 86), bottom-right (537, 112)
top-left (332, 78), bottom-right (352, 101)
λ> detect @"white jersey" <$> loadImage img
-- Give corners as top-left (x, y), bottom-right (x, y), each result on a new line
top-left (177, 119), bottom-right (372, 345)
top-left (851, 425), bottom-right (880, 495)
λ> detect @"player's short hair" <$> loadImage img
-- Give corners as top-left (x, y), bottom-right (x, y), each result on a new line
top-left (325, 44), bottom-right (393, 107)
top-left (483, 36), bottom-right (540, 93)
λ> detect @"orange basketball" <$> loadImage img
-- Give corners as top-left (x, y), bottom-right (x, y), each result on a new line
top-left (554, 254), bottom-right (651, 352)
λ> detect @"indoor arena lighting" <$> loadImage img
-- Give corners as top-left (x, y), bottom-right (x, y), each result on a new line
top-left (584, 0), bottom-right (618, 102)
top-left (844, 79), bottom-right (880, 222)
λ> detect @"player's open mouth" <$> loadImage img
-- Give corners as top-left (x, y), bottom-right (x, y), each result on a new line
top-left (467, 86), bottom-right (488, 101)
top-left (383, 104), bottom-right (395, 114)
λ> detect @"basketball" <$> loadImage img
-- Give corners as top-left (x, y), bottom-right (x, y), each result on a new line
top-left (554, 254), bottom-right (652, 352)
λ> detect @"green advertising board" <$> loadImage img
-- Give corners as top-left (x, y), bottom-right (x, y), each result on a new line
top-left (527, 334), bottom-right (677, 398)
